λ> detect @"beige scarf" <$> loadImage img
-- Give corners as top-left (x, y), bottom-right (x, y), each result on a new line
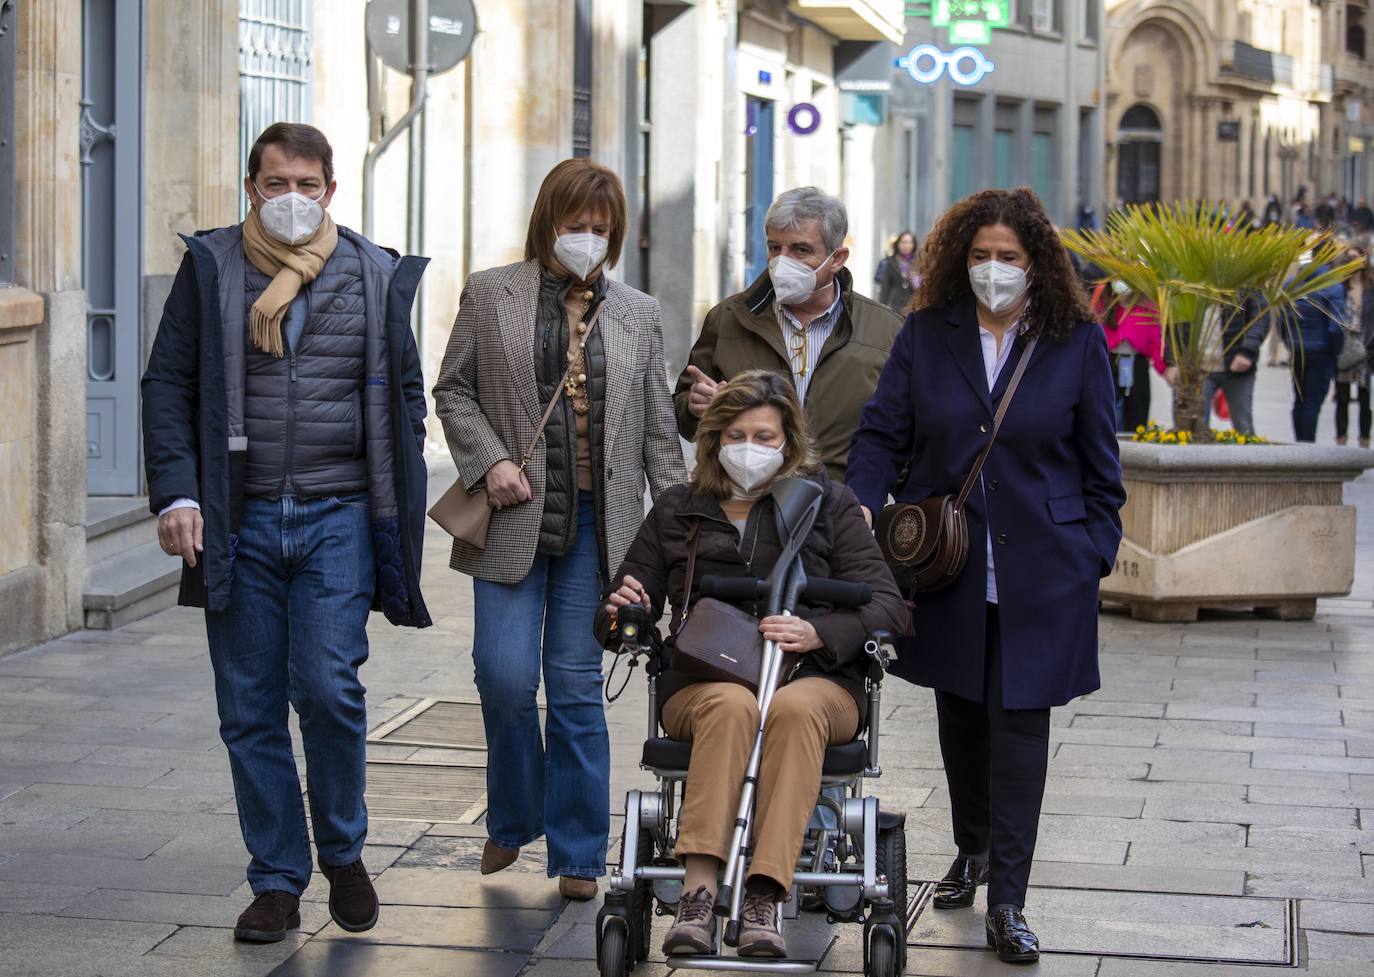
top-left (241, 206), bottom-right (339, 357)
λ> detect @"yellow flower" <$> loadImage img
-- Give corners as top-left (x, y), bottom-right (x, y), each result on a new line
top-left (1237, 435), bottom-right (1247, 445)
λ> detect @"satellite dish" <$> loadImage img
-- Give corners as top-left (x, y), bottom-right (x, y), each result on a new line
top-left (365, 0), bottom-right (478, 77)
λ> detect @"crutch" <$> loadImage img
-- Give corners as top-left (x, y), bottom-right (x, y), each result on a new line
top-left (692, 478), bottom-right (829, 950)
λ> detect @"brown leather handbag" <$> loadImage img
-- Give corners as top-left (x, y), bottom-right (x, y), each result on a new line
top-left (876, 337), bottom-right (1037, 594)
top-left (429, 305), bottom-right (604, 549)
top-left (670, 519), bottom-right (767, 691)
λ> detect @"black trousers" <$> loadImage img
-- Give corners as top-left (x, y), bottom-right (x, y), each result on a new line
top-left (1111, 351), bottom-right (1151, 433)
top-left (933, 605), bottom-right (1051, 909)
top-left (1334, 381), bottom-right (1372, 440)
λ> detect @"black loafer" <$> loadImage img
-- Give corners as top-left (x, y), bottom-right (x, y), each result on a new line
top-left (932, 855), bottom-right (988, 909)
top-left (234, 890), bottom-right (301, 943)
top-left (985, 906), bottom-right (1039, 963)
top-left (319, 857), bottom-right (380, 933)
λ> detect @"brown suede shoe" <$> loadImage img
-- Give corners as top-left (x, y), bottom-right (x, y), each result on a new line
top-left (234, 890), bottom-right (301, 943)
top-left (737, 891), bottom-right (787, 958)
top-left (662, 885), bottom-right (716, 955)
top-left (559, 876), bottom-right (598, 900)
top-left (318, 857), bottom-right (380, 933)
top-left (481, 840), bottom-right (520, 875)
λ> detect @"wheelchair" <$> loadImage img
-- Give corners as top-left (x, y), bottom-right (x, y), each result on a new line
top-left (595, 479), bottom-right (909, 976)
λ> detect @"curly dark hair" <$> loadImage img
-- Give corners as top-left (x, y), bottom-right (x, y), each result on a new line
top-left (911, 188), bottom-right (1091, 342)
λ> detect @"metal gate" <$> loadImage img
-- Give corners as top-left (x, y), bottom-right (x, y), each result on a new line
top-left (238, 0), bottom-right (313, 215)
top-left (81, 0), bottom-right (143, 496)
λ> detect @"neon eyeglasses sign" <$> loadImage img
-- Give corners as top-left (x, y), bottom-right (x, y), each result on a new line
top-left (897, 44), bottom-right (996, 86)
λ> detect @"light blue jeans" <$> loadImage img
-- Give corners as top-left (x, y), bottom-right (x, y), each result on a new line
top-left (472, 492), bottom-right (610, 878)
top-left (205, 494), bottom-right (375, 896)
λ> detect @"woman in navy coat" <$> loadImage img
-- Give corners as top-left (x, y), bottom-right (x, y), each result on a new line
top-left (847, 188), bottom-right (1124, 963)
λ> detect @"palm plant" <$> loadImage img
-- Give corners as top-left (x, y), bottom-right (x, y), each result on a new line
top-left (1061, 202), bottom-right (1361, 441)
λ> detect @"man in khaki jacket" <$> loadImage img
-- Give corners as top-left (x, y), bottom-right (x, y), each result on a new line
top-left (674, 187), bottom-right (902, 479)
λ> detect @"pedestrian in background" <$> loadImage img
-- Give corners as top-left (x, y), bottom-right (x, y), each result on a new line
top-left (1092, 279), bottom-right (1165, 433)
top-left (432, 158), bottom-right (685, 899)
top-left (1334, 240), bottom-right (1374, 446)
top-left (847, 188), bottom-right (1125, 964)
top-left (142, 123), bottom-right (431, 942)
top-left (1162, 293), bottom-right (1270, 437)
top-left (674, 187), bottom-right (901, 479)
top-left (874, 230), bottom-right (920, 312)
top-left (1286, 257), bottom-right (1347, 442)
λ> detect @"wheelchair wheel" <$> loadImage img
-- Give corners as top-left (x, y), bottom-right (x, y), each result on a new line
top-left (599, 918), bottom-right (628, 977)
top-left (865, 924), bottom-right (900, 977)
top-left (876, 820), bottom-right (908, 925)
top-left (627, 829), bottom-right (655, 962)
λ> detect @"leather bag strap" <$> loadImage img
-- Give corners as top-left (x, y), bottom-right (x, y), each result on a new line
top-left (678, 518), bottom-right (703, 626)
top-left (518, 302), bottom-right (605, 470)
top-left (954, 335), bottom-right (1039, 510)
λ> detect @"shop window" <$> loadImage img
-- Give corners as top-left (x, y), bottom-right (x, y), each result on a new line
top-left (952, 125), bottom-right (976, 202)
top-left (994, 130), bottom-right (1014, 188)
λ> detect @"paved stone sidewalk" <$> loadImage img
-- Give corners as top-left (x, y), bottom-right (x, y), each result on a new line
top-left (1, 367), bottom-right (1372, 975)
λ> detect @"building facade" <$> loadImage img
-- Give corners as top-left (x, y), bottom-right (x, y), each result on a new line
top-left (0, 0), bottom-right (908, 652)
top-left (849, 1), bottom-right (1106, 286)
top-left (1104, 0), bottom-right (1374, 210)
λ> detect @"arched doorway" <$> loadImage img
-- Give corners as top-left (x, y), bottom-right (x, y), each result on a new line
top-left (1117, 104), bottom-right (1162, 205)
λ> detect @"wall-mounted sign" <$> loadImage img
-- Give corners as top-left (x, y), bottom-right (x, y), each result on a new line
top-left (1216, 120), bottom-right (1241, 142)
top-left (365, 0), bottom-right (478, 76)
top-left (924, 0), bottom-right (1012, 46)
top-left (897, 44), bottom-right (996, 87)
top-left (787, 103), bottom-right (821, 135)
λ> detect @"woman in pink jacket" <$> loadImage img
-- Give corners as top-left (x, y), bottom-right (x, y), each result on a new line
top-left (1092, 281), bottom-right (1166, 432)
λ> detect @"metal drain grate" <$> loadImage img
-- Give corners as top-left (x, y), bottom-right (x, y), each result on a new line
top-left (368, 698), bottom-right (495, 751)
top-left (364, 700), bottom-right (502, 823)
top-left (364, 760), bottom-right (487, 824)
top-left (906, 883), bottom-right (1297, 967)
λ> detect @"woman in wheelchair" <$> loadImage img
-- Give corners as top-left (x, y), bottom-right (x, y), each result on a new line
top-left (600, 370), bottom-right (906, 958)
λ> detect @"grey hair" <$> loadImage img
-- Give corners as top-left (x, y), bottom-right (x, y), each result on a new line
top-left (764, 187), bottom-right (848, 253)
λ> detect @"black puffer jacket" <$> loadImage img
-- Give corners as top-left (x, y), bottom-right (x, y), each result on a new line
top-left (534, 271), bottom-right (608, 558)
top-left (599, 472), bottom-right (908, 720)
top-left (242, 238), bottom-right (369, 498)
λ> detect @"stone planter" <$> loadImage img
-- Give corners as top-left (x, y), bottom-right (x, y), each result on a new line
top-left (1101, 440), bottom-right (1374, 622)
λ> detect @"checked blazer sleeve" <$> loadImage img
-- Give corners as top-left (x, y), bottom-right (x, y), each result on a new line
top-left (432, 279), bottom-right (515, 488)
top-left (642, 301), bottom-right (688, 500)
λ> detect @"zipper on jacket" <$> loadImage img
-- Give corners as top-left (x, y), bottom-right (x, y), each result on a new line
top-left (280, 286), bottom-right (306, 498)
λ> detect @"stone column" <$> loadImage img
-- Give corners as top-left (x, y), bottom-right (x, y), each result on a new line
top-left (2, 0), bottom-right (88, 653)
top-left (142, 0), bottom-right (239, 363)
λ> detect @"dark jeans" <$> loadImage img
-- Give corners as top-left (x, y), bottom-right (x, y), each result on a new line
top-left (205, 494), bottom-right (376, 896)
top-left (934, 605), bottom-right (1051, 909)
top-left (471, 493), bottom-right (610, 878)
top-left (1203, 369), bottom-right (1258, 437)
top-left (1334, 381), bottom-right (1372, 440)
top-left (1292, 352), bottom-right (1336, 442)
top-left (1111, 351), bottom-right (1151, 433)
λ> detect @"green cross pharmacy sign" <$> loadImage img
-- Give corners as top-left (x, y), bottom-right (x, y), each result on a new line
top-left (907, 0), bottom-right (1012, 45)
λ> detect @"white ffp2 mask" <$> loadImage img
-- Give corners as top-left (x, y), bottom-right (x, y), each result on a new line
top-left (254, 183), bottom-right (327, 246)
top-left (769, 252), bottom-right (835, 306)
top-left (968, 259), bottom-right (1029, 313)
top-left (553, 232), bottom-right (609, 281)
top-left (719, 442), bottom-right (786, 495)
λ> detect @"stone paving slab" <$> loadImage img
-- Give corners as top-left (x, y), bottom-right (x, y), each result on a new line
top-left (267, 942), bottom-right (528, 977)
top-left (3, 421), bottom-right (1374, 975)
top-left (908, 889), bottom-right (1290, 964)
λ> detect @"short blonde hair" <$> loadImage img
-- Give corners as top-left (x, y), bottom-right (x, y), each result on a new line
top-left (692, 370), bottom-right (820, 498)
top-left (524, 158), bottom-right (628, 271)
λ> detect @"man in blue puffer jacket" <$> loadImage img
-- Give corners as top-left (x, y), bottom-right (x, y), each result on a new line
top-left (141, 123), bottom-right (430, 943)
top-left (1286, 264), bottom-right (1346, 441)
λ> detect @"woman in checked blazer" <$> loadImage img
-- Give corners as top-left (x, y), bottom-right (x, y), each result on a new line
top-left (433, 159), bottom-right (685, 899)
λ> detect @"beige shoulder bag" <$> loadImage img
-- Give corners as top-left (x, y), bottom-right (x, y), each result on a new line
top-left (429, 304), bottom-right (604, 549)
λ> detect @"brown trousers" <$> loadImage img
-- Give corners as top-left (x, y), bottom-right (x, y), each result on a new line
top-left (661, 677), bottom-right (859, 891)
